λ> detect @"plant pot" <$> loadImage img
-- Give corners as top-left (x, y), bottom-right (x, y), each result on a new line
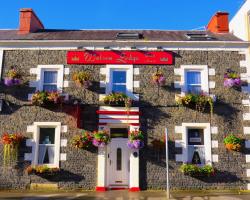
top-left (127, 140), bottom-right (144, 149)
top-left (4, 78), bottom-right (21, 86)
top-left (225, 143), bottom-right (241, 151)
top-left (224, 78), bottom-right (241, 88)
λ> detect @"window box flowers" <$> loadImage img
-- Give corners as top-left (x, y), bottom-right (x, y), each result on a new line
top-left (72, 71), bottom-right (92, 88)
top-left (31, 91), bottom-right (65, 106)
top-left (103, 93), bottom-right (132, 109)
top-left (71, 130), bottom-right (93, 149)
top-left (1, 133), bottom-right (24, 166)
top-left (175, 93), bottom-right (214, 114)
top-left (224, 70), bottom-right (242, 88)
top-left (180, 164), bottom-right (215, 177)
top-left (92, 130), bottom-right (110, 147)
top-left (4, 68), bottom-right (21, 86)
top-left (152, 71), bottom-right (166, 86)
top-left (26, 165), bottom-right (60, 176)
top-left (127, 130), bottom-right (144, 149)
top-left (224, 134), bottom-right (243, 152)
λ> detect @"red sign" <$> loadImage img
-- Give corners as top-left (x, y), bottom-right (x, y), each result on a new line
top-left (67, 50), bottom-right (173, 65)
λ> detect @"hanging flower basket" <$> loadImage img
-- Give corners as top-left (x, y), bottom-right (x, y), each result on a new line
top-left (72, 71), bottom-right (92, 88)
top-left (180, 164), bottom-right (215, 177)
top-left (92, 130), bottom-right (110, 147)
top-left (4, 68), bottom-right (21, 86)
top-left (71, 130), bottom-right (93, 149)
top-left (224, 70), bottom-right (242, 88)
top-left (152, 72), bottom-right (166, 86)
top-left (31, 91), bottom-right (65, 106)
top-left (224, 134), bottom-right (243, 152)
top-left (175, 93), bottom-right (214, 114)
top-left (127, 130), bottom-right (144, 149)
top-left (1, 133), bottom-right (24, 167)
top-left (103, 93), bottom-right (132, 109)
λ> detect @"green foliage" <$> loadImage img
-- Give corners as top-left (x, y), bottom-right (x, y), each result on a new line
top-left (103, 92), bottom-right (132, 109)
top-left (223, 134), bottom-right (242, 145)
top-left (180, 164), bottom-right (215, 177)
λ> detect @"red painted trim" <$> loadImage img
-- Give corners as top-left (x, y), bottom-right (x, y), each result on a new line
top-left (76, 104), bottom-right (81, 128)
top-left (96, 187), bottom-right (107, 191)
top-left (110, 187), bottom-right (127, 190)
top-left (130, 123), bottom-right (140, 126)
top-left (129, 187), bottom-right (141, 192)
top-left (99, 118), bottom-right (139, 120)
top-left (98, 123), bottom-right (107, 126)
top-left (97, 111), bottom-right (140, 115)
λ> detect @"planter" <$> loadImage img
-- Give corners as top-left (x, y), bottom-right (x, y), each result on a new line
top-left (4, 78), bottom-right (21, 86)
top-left (128, 130), bottom-right (144, 149)
top-left (127, 139), bottom-right (144, 149)
top-left (224, 134), bottom-right (243, 152)
top-left (31, 91), bottom-right (65, 106)
top-left (71, 131), bottom-right (93, 149)
top-left (92, 130), bottom-right (110, 147)
top-left (72, 71), bottom-right (92, 89)
top-left (224, 70), bottom-right (242, 88)
top-left (26, 165), bottom-right (60, 176)
top-left (103, 93), bottom-right (132, 109)
top-left (180, 164), bottom-right (215, 177)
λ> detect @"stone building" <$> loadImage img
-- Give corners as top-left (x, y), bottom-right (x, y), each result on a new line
top-left (0, 8), bottom-right (249, 191)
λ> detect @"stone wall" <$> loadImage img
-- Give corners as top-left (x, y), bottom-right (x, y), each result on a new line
top-left (0, 50), bottom-right (247, 190)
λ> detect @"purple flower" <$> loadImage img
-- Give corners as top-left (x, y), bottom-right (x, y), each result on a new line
top-left (127, 140), bottom-right (144, 149)
top-left (92, 139), bottom-right (105, 147)
top-left (233, 78), bottom-right (241, 86)
top-left (4, 78), bottom-right (14, 86)
top-left (13, 78), bottom-right (21, 85)
top-left (224, 78), bottom-right (235, 87)
top-left (158, 76), bottom-right (166, 86)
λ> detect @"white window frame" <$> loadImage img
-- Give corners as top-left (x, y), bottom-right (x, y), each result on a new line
top-left (32, 122), bottom-right (61, 168)
top-left (36, 65), bottom-right (64, 92)
top-left (181, 123), bottom-right (212, 165)
top-left (0, 50), bottom-right (3, 80)
top-left (105, 65), bottom-right (133, 97)
top-left (180, 65), bottom-right (209, 96)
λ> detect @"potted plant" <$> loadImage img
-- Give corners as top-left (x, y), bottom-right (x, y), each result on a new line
top-left (127, 130), bottom-right (144, 149)
top-left (25, 165), bottom-right (60, 176)
top-left (224, 134), bottom-right (243, 151)
top-left (103, 93), bottom-right (132, 109)
top-left (1, 133), bottom-right (24, 167)
top-left (175, 92), bottom-right (214, 114)
top-left (152, 71), bottom-right (166, 86)
top-left (72, 71), bottom-right (92, 88)
top-left (180, 164), bottom-right (215, 177)
top-left (4, 68), bottom-right (21, 86)
top-left (224, 69), bottom-right (242, 88)
top-left (31, 91), bottom-right (65, 106)
top-left (92, 130), bottom-right (110, 147)
top-left (71, 130), bottom-right (93, 149)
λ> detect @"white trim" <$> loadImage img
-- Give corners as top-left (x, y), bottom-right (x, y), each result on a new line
top-left (133, 68), bottom-right (140, 75)
top-left (175, 140), bottom-right (184, 148)
top-left (60, 139), bottom-right (67, 147)
top-left (133, 81), bottom-right (140, 88)
top-left (247, 169), bottom-right (250, 177)
top-left (246, 155), bottom-right (250, 163)
top-left (208, 68), bottom-right (215, 76)
top-left (179, 65), bottom-right (209, 95)
top-left (27, 125), bottom-right (35, 133)
top-left (26, 139), bottom-right (34, 147)
top-left (100, 81), bottom-right (106, 88)
top-left (248, 184), bottom-right (250, 190)
top-left (97, 147), bottom-right (106, 188)
top-left (63, 81), bottom-right (69, 88)
top-left (246, 140), bottom-right (250, 148)
top-left (105, 65), bottom-right (134, 98)
top-left (31, 122), bottom-right (61, 168)
top-left (212, 155), bottom-right (218, 163)
top-left (181, 123), bottom-right (212, 165)
top-left (244, 127), bottom-right (250, 134)
top-left (175, 126), bottom-right (183, 133)
top-left (174, 68), bottom-right (181, 76)
top-left (100, 68), bottom-right (106, 75)
top-left (0, 49), bottom-right (3, 79)
top-left (61, 125), bottom-right (68, 133)
top-left (209, 81), bottom-right (216, 89)
top-left (64, 68), bottom-right (70, 75)
top-left (60, 153), bottom-right (67, 161)
top-left (243, 113), bottom-right (250, 120)
top-left (30, 68), bottom-right (38, 75)
top-left (36, 65), bottom-right (64, 92)
top-left (212, 140), bottom-right (218, 148)
top-left (240, 60), bottom-right (247, 68)
top-left (211, 127), bottom-right (218, 134)
top-left (175, 154), bottom-right (183, 162)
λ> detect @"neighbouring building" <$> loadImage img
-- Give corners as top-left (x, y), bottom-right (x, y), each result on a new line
top-left (0, 8), bottom-right (250, 191)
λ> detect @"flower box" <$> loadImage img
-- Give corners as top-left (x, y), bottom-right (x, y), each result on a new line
top-left (224, 134), bottom-right (243, 152)
top-left (26, 165), bottom-right (60, 176)
top-left (224, 70), bottom-right (242, 88)
top-left (127, 130), bottom-right (144, 149)
top-left (71, 130), bottom-right (93, 149)
top-left (103, 93), bottom-right (132, 109)
top-left (175, 93), bottom-right (214, 114)
top-left (31, 91), bottom-right (65, 106)
top-left (180, 164), bottom-right (215, 177)
top-left (92, 130), bottom-right (110, 147)
top-left (4, 69), bottom-right (21, 86)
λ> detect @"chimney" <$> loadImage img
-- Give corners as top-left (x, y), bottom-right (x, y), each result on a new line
top-left (207, 12), bottom-right (229, 33)
top-left (18, 8), bottom-right (44, 34)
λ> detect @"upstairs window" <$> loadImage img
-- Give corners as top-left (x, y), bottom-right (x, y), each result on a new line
top-left (186, 71), bottom-right (202, 94)
top-left (43, 71), bottom-right (58, 92)
top-left (111, 70), bottom-right (127, 93)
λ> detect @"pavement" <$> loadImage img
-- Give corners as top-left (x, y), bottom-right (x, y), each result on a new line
top-left (0, 190), bottom-right (250, 200)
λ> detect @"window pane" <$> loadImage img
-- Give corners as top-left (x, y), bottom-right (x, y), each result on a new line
top-left (112, 85), bottom-right (126, 93)
top-left (43, 85), bottom-right (57, 92)
top-left (38, 145), bottom-right (55, 164)
top-left (113, 71), bottom-right (126, 83)
top-left (39, 128), bottom-right (55, 144)
top-left (187, 71), bottom-right (201, 85)
top-left (187, 85), bottom-right (201, 94)
top-left (110, 128), bottom-right (128, 138)
top-left (187, 128), bottom-right (204, 145)
top-left (44, 71), bottom-right (58, 84)
top-left (117, 148), bottom-right (122, 171)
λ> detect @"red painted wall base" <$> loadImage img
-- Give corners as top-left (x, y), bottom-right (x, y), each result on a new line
top-left (96, 187), bottom-right (107, 191)
top-left (129, 187), bottom-right (141, 192)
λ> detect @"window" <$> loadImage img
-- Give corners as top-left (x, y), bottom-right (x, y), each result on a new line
top-left (43, 71), bottom-right (58, 92)
top-left (106, 65), bottom-right (133, 96)
top-left (36, 65), bottom-right (64, 92)
top-left (116, 148), bottom-right (122, 171)
top-left (32, 122), bottom-right (61, 168)
top-left (111, 70), bottom-right (127, 93)
top-left (186, 71), bottom-right (201, 94)
top-left (110, 128), bottom-right (128, 138)
top-left (180, 65), bottom-right (209, 95)
top-left (38, 128), bottom-right (55, 164)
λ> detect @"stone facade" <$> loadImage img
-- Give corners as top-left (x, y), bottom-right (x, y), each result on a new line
top-left (0, 49), bottom-right (248, 190)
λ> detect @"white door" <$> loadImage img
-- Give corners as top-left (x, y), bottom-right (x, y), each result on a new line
top-left (108, 138), bottom-right (129, 187)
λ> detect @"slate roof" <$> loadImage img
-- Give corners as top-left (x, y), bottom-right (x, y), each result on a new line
top-left (0, 29), bottom-right (242, 41)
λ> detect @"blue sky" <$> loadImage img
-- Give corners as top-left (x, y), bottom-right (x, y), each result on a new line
top-left (0, 0), bottom-right (245, 30)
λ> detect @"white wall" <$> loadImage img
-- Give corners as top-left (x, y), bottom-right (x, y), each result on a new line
top-left (230, 0), bottom-right (250, 41)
